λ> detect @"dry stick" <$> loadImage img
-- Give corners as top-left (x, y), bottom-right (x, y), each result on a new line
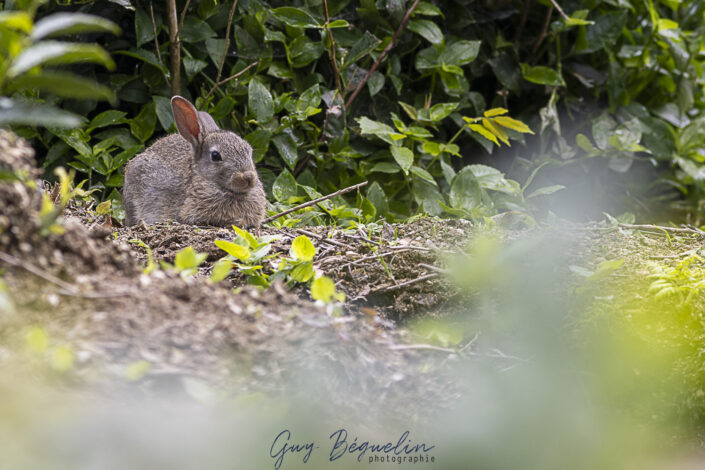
top-left (372, 273), bottom-right (438, 293)
top-left (203, 60), bottom-right (259, 102)
top-left (0, 252), bottom-right (128, 299)
top-left (149, 2), bottom-right (170, 87)
top-left (344, 0), bottom-right (421, 109)
top-left (205, 0), bottom-right (239, 101)
top-left (531, 6), bottom-right (553, 56)
top-left (178, 0), bottom-right (192, 34)
top-left (418, 263), bottom-right (447, 274)
top-left (389, 343), bottom-right (456, 354)
top-left (618, 223), bottom-right (703, 235)
top-left (548, 0), bottom-right (569, 20)
top-left (166, 0), bottom-right (181, 95)
top-left (296, 228), bottom-right (349, 249)
top-left (262, 181), bottom-right (368, 224)
top-left (322, 0), bottom-right (344, 99)
top-left (513, 0), bottom-right (531, 43)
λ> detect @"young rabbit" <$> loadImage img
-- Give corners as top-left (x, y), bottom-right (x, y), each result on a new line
top-left (123, 96), bottom-right (266, 227)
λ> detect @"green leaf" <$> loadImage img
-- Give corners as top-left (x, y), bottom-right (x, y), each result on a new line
top-left (154, 96), bottom-right (174, 131)
top-left (272, 133), bottom-right (298, 170)
top-left (521, 64), bottom-right (565, 87)
top-left (116, 48), bottom-right (167, 73)
top-left (345, 31), bottom-right (381, 68)
top-left (25, 326), bottom-right (49, 353)
top-left (248, 78), bottom-right (274, 122)
top-left (428, 102), bottom-right (458, 122)
top-left (368, 72), bottom-right (385, 97)
top-left (31, 13), bottom-right (120, 40)
top-left (576, 11), bottom-right (628, 54)
top-left (439, 40), bottom-right (481, 66)
top-left (327, 19), bottom-right (350, 28)
top-left (484, 107), bottom-right (508, 117)
top-left (468, 164), bottom-right (517, 194)
top-left (95, 200), bottom-right (111, 215)
top-left (271, 7), bottom-right (320, 28)
top-left (494, 116), bottom-right (534, 134)
top-left (367, 182), bottom-right (389, 217)
top-left (183, 56), bottom-right (207, 81)
top-left (9, 42), bottom-right (115, 77)
top-left (370, 162), bottom-right (400, 173)
top-left (407, 19), bottom-right (443, 45)
top-left (410, 166), bottom-right (436, 185)
top-left (0, 11), bottom-right (32, 32)
top-left (291, 235), bottom-right (316, 261)
top-left (450, 166), bottom-right (483, 211)
top-left (181, 16), bottom-right (217, 43)
top-left (125, 360), bottom-right (151, 381)
top-left (272, 170), bottom-right (298, 202)
top-left (527, 185), bottom-right (566, 198)
top-left (311, 275), bottom-right (343, 303)
top-left (297, 84), bottom-right (322, 114)
top-left (290, 261), bottom-right (315, 282)
top-left (414, 1), bottom-right (443, 16)
top-left (391, 146), bottom-right (414, 174)
top-left (134, 7), bottom-right (154, 48)
top-left (174, 246), bottom-right (207, 272)
top-left (129, 102), bottom-right (156, 143)
top-left (88, 110), bottom-right (127, 131)
top-left (215, 240), bottom-right (251, 261)
top-left (467, 123), bottom-right (498, 145)
top-left (0, 98), bottom-right (84, 128)
top-left (6, 71), bottom-right (115, 101)
top-left (231, 226), bottom-right (257, 248)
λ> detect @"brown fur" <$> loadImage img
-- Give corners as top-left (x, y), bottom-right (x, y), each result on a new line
top-left (123, 97), bottom-right (266, 227)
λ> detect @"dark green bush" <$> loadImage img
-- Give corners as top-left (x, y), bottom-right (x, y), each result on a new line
top-left (3, 0), bottom-right (704, 224)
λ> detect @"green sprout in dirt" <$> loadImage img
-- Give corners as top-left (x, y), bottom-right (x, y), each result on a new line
top-left (648, 254), bottom-right (705, 306)
top-left (212, 225), bottom-right (281, 286)
top-left (161, 246), bottom-right (207, 278)
top-left (128, 239), bottom-right (157, 274)
top-left (39, 167), bottom-right (92, 236)
top-left (213, 229), bottom-right (344, 303)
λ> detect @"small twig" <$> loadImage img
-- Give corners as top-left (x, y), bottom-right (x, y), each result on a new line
top-left (343, 233), bottom-right (381, 246)
top-left (322, 0), bottom-right (344, 99)
top-left (205, 0), bottom-right (239, 100)
top-left (418, 263), bottom-right (447, 274)
top-left (0, 252), bottom-right (128, 299)
top-left (344, 0), bottom-right (421, 109)
top-left (296, 229), bottom-right (349, 249)
top-left (389, 343), bottom-right (456, 354)
top-left (166, 0), bottom-right (181, 95)
top-left (458, 332), bottom-right (480, 353)
top-left (618, 223), bottom-right (703, 236)
top-left (531, 6), bottom-right (553, 56)
top-left (334, 248), bottom-right (417, 268)
top-left (203, 60), bottom-right (259, 102)
top-left (514, 0), bottom-right (531, 43)
top-left (548, 0), bottom-right (569, 20)
top-left (149, 2), bottom-right (170, 87)
top-left (372, 272), bottom-right (438, 293)
top-left (178, 0), bottom-right (192, 34)
top-left (262, 181), bottom-right (368, 224)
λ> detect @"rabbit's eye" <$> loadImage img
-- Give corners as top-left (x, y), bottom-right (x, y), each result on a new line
top-left (210, 150), bottom-right (222, 162)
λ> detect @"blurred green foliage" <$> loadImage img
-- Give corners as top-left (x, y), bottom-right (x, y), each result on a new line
top-left (1, 0), bottom-right (704, 223)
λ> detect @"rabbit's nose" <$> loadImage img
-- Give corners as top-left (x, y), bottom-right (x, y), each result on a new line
top-left (231, 171), bottom-right (256, 190)
top-left (243, 171), bottom-right (256, 187)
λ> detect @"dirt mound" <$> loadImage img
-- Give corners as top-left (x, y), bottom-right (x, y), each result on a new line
top-left (0, 132), bottom-right (459, 418)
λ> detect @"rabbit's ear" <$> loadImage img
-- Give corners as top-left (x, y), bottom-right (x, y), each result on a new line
top-left (171, 96), bottom-right (201, 147)
top-left (198, 111), bottom-right (220, 134)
